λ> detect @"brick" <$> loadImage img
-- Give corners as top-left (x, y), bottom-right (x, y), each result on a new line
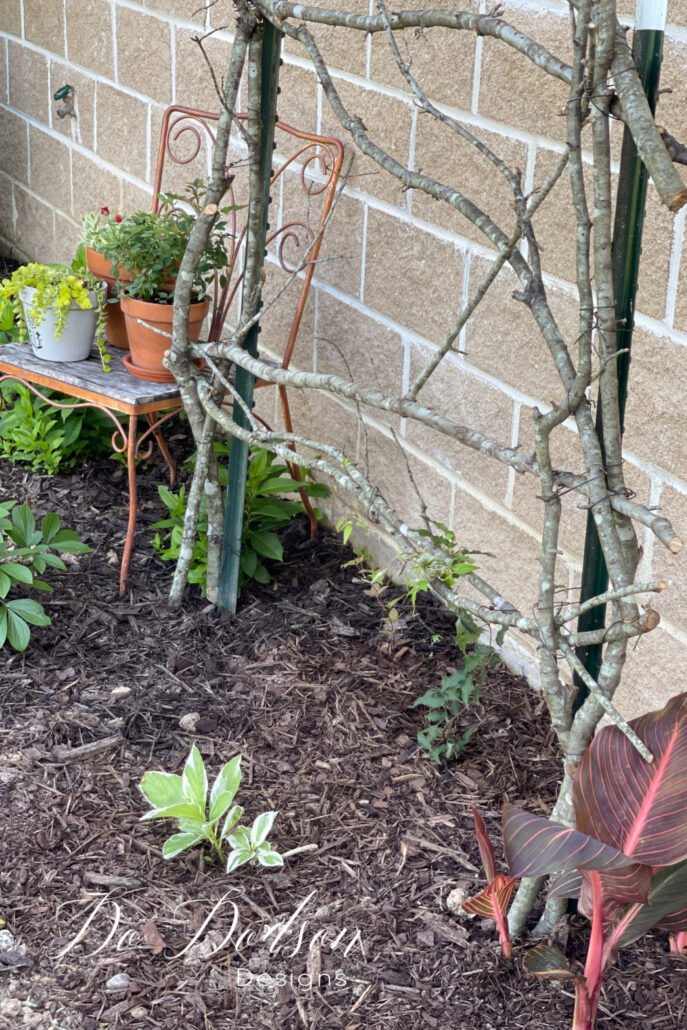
top-left (7, 41), bottom-right (50, 123)
top-left (48, 60), bottom-right (96, 150)
top-left (0, 108), bottom-right (28, 183)
top-left (13, 185), bottom-right (55, 262)
top-left (652, 485), bottom-right (687, 630)
top-left (412, 117), bottom-right (528, 245)
top-left (463, 255), bottom-right (580, 402)
top-left (65, 0), bottom-right (114, 80)
top-left (511, 413), bottom-right (651, 562)
top-left (286, 387), bottom-right (360, 467)
top-left (0, 40), bottom-right (7, 104)
top-left (657, 33), bottom-right (687, 147)
top-left (151, 105), bottom-right (216, 201)
top-left (364, 423), bottom-right (453, 528)
top-left (635, 185), bottom-right (675, 323)
top-left (622, 326), bottom-right (687, 479)
top-left (282, 0), bottom-right (368, 79)
top-left (0, 173), bottom-right (16, 244)
top-left (364, 208), bottom-right (464, 343)
top-left (24, 0), bottom-right (65, 56)
top-left (53, 209), bottom-right (80, 264)
top-left (530, 146), bottom-right (594, 287)
top-left (95, 82), bottom-right (148, 180)
top-left (315, 289), bottom-right (404, 427)
top-left (405, 344), bottom-right (513, 502)
top-left (71, 149), bottom-right (122, 224)
top-left (450, 484), bottom-right (542, 619)
top-left (116, 6), bottom-right (172, 105)
top-left (122, 178), bottom-right (154, 216)
top-left (142, 0), bottom-right (205, 23)
top-left (320, 78), bottom-right (412, 207)
top-left (275, 62), bottom-right (319, 136)
top-left (669, 221), bottom-right (687, 334)
top-left (614, 626), bottom-right (687, 720)
top-left (312, 185), bottom-right (363, 298)
top-left (368, 5), bottom-right (478, 112)
top-left (477, 6), bottom-right (571, 144)
top-left (175, 28), bottom-right (232, 112)
top-left (258, 260), bottom-right (316, 373)
top-left (29, 126), bottom-right (71, 212)
top-left (0, 1), bottom-right (21, 37)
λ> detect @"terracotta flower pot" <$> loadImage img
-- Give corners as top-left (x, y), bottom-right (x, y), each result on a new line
top-left (86, 247), bottom-right (133, 351)
top-left (120, 295), bottom-right (209, 382)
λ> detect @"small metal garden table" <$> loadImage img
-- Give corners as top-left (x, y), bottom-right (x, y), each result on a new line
top-left (0, 342), bottom-right (184, 595)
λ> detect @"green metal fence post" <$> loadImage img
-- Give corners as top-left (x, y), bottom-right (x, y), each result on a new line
top-left (218, 19), bottom-right (282, 612)
top-left (574, 2), bottom-right (666, 705)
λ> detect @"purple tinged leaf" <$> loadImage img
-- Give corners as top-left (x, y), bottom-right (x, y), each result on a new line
top-left (471, 806), bottom-right (497, 882)
top-left (574, 692), bottom-right (687, 867)
top-left (503, 803), bottom-right (634, 879)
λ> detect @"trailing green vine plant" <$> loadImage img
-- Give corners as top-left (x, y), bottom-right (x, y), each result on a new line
top-left (337, 513), bottom-right (502, 762)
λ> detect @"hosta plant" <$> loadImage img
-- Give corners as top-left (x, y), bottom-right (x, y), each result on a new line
top-left (139, 747), bottom-right (283, 873)
top-left (0, 501), bottom-right (91, 651)
top-left (467, 692), bottom-right (687, 1030)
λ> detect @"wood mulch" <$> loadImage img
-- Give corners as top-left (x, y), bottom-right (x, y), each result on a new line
top-left (1, 443), bottom-right (686, 1029)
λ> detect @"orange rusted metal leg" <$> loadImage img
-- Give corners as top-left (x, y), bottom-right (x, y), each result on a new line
top-left (120, 414), bottom-right (139, 597)
top-left (146, 412), bottom-right (177, 486)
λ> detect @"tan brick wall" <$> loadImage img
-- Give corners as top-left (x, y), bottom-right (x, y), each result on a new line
top-left (2, 0), bottom-right (687, 719)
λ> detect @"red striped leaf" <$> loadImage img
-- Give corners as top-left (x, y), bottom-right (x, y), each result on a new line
top-left (463, 873), bottom-right (518, 919)
top-left (471, 806), bottom-right (496, 882)
top-left (523, 943), bottom-right (578, 980)
top-left (548, 870), bottom-right (582, 900)
top-left (578, 865), bottom-right (652, 921)
top-left (503, 803), bottom-right (634, 879)
top-left (574, 692), bottom-right (687, 867)
top-left (614, 856), bottom-right (687, 947)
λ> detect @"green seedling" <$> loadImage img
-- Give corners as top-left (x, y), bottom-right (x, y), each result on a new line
top-left (139, 747), bottom-right (284, 873)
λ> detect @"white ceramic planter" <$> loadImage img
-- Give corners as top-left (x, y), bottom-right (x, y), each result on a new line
top-left (20, 284), bottom-right (105, 363)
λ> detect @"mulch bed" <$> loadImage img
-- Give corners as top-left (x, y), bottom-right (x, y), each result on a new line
top-left (1, 443), bottom-right (686, 1029)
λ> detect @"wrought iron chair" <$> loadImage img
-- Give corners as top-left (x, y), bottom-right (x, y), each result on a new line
top-left (152, 105), bottom-right (345, 534)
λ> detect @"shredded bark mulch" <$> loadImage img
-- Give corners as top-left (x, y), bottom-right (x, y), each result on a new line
top-left (1, 444), bottom-right (686, 1029)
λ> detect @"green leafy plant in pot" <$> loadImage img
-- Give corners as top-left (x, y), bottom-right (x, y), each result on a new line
top-left (0, 263), bottom-right (109, 370)
top-left (99, 181), bottom-right (235, 382)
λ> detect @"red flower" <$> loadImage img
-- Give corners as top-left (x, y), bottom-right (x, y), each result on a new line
top-left (115, 215), bottom-right (122, 223)
top-left (100, 206), bottom-right (110, 215)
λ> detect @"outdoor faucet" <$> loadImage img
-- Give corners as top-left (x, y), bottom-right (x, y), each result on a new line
top-left (54, 84), bottom-right (75, 119)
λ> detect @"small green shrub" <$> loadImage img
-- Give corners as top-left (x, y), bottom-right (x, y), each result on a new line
top-left (0, 382), bottom-right (114, 474)
top-left (151, 444), bottom-right (329, 590)
top-left (0, 501), bottom-right (91, 651)
top-left (140, 746), bottom-right (283, 872)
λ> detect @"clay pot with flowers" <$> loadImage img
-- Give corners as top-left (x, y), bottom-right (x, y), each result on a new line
top-left (98, 183), bottom-right (234, 382)
top-left (81, 207), bottom-right (132, 350)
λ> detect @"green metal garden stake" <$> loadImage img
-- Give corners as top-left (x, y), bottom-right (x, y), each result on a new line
top-left (218, 20), bottom-right (282, 612)
top-left (574, 0), bottom-right (666, 707)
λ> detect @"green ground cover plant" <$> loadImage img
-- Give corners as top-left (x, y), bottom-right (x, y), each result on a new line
top-left (0, 500), bottom-right (91, 651)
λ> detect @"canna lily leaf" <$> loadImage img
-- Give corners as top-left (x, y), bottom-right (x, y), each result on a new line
top-left (523, 944), bottom-right (579, 980)
top-left (574, 692), bottom-right (687, 867)
top-left (614, 857), bottom-right (687, 948)
top-left (463, 873), bottom-right (518, 921)
top-left (472, 806), bottom-right (497, 882)
top-left (503, 803), bottom-right (635, 879)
